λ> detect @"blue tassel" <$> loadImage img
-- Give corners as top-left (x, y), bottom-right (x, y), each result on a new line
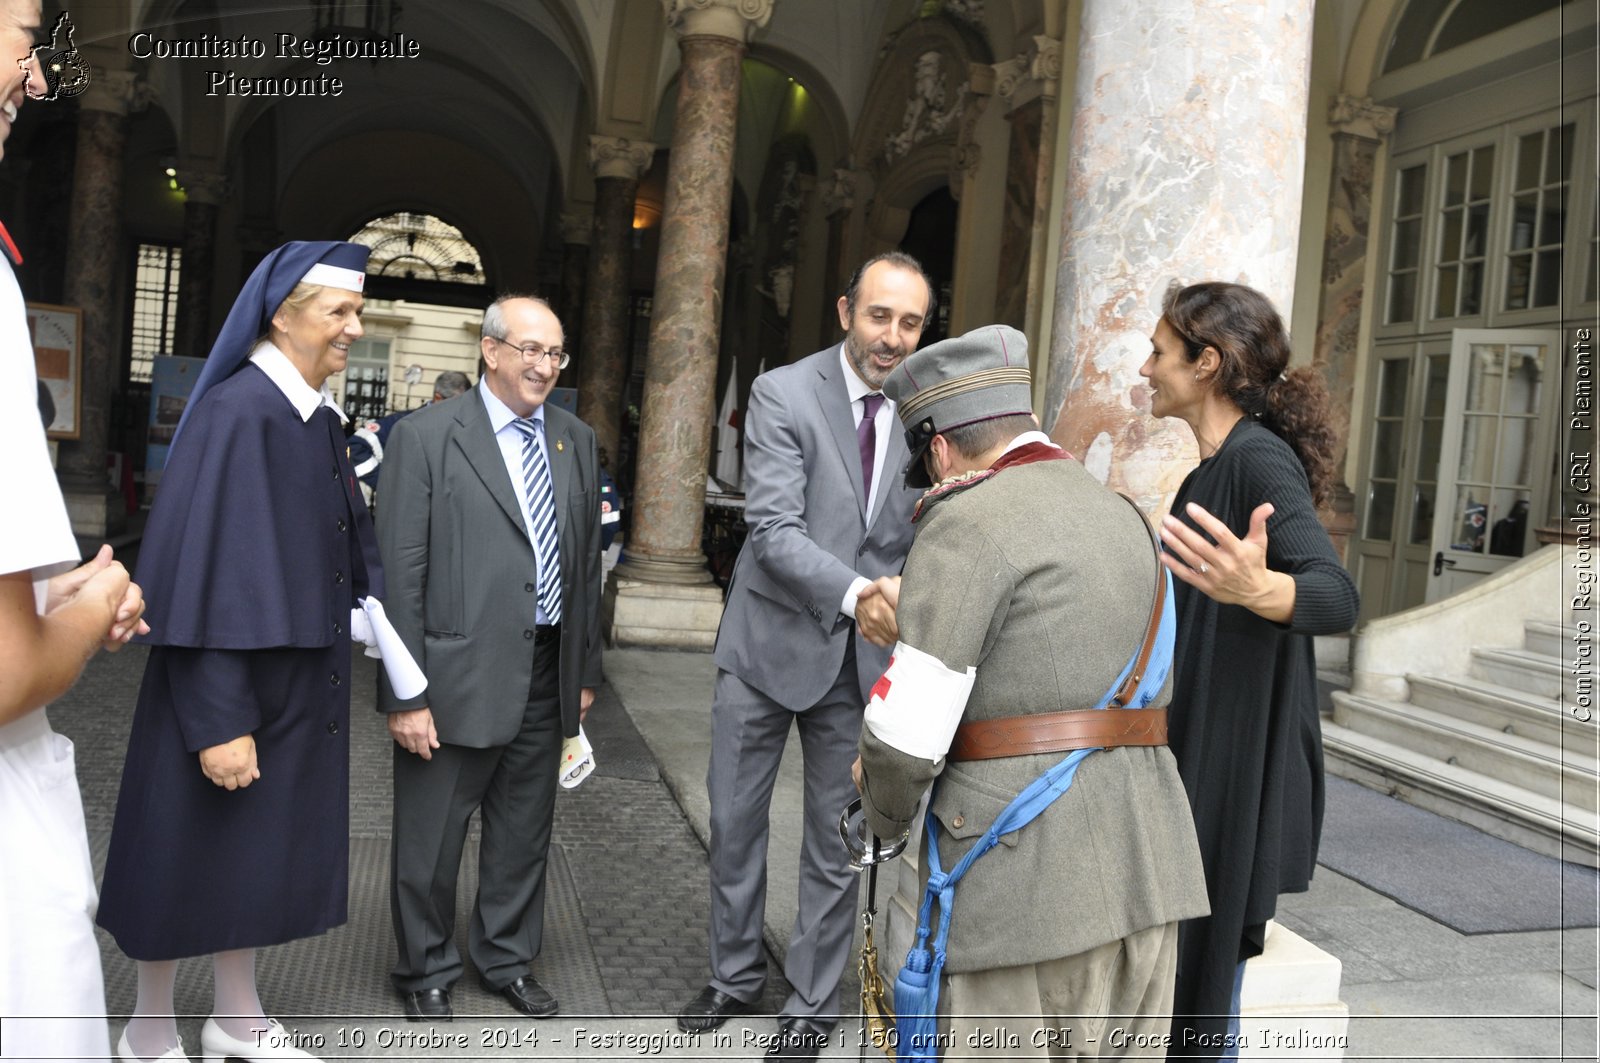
top-left (893, 946), bottom-right (941, 1062)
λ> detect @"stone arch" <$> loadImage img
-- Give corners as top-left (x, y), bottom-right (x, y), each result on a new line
top-left (852, 13), bottom-right (992, 250)
top-left (1342, 0), bottom-right (1409, 96)
top-left (278, 131), bottom-right (542, 292)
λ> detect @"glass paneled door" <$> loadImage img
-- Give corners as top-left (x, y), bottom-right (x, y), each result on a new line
top-left (1426, 329), bottom-right (1561, 601)
top-left (1353, 344), bottom-right (1452, 619)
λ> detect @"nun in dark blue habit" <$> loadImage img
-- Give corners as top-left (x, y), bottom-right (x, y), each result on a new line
top-left (97, 242), bottom-right (401, 1063)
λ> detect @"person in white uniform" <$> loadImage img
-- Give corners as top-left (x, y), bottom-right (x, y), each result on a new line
top-left (0, 7), bottom-right (149, 1060)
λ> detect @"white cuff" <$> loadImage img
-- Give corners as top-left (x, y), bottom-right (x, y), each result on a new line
top-left (863, 641), bottom-right (975, 762)
top-left (841, 576), bottom-right (871, 619)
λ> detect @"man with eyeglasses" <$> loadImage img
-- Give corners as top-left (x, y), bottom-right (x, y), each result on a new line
top-left (377, 294), bottom-right (604, 1021)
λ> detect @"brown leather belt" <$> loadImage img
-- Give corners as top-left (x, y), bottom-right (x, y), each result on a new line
top-left (948, 707), bottom-right (1168, 762)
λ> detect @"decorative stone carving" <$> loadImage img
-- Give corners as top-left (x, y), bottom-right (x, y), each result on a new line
top-left (995, 35), bottom-right (1061, 108)
top-left (992, 54), bottom-right (1029, 103)
top-left (821, 167), bottom-right (863, 217)
top-left (176, 169), bottom-right (229, 205)
top-left (1030, 34), bottom-right (1062, 88)
top-left (950, 61), bottom-right (992, 197)
top-left (770, 157), bottom-right (802, 223)
top-left (766, 262), bottom-right (794, 318)
top-left (560, 210), bottom-right (593, 246)
top-left (885, 50), bottom-right (969, 163)
top-left (942, 0), bottom-right (986, 25)
top-left (661, 0), bottom-right (774, 41)
top-left (588, 135), bottom-right (657, 180)
top-left (1328, 94), bottom-right (1398, 142)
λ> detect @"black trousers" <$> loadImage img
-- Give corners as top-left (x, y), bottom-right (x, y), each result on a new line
top-left (389, 638), bottom-right (562, 992)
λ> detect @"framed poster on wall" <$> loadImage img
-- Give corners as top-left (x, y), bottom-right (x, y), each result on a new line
top-left (28, 302), bottom-right (82, 440)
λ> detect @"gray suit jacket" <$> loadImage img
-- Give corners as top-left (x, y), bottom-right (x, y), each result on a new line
top-left (713, 347), bottom-right (919, 710)
top-left (375, 388), bottom-right (604, 747)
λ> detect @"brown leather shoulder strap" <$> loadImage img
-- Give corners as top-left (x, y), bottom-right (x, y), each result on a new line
top-left (1112, 493), bottom-right (1166, 708)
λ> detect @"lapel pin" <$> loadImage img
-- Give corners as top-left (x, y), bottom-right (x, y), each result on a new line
top-left (556, 440), bottom-right (564, 452)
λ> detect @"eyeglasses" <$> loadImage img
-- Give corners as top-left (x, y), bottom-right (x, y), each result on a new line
top-left (492, 337), bottom-right (570, 370)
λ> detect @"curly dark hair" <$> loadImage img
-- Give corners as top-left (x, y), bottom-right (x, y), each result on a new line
top-left (1161, 281), bottom-right (1337, 508)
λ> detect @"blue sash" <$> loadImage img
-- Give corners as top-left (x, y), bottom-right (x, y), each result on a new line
top-left (891, 569), bottom-right (1176, 1061)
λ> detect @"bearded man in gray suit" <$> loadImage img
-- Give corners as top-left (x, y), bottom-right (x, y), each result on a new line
top-left (677, 253), bottom-right (933, 1060)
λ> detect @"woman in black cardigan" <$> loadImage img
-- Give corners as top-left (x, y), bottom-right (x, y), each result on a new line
top-left (1139, 281), bottom-right (1358, 1061)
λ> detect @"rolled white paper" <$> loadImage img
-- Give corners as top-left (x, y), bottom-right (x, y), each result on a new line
top-left (354, 596), bottom-right (428, 700)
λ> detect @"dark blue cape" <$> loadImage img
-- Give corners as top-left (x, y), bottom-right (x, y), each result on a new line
top-left (135, 362), bottom-right (382, 648)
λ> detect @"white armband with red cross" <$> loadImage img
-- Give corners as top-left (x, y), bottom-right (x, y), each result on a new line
top-left (863, 641), bottom-right (976, 762)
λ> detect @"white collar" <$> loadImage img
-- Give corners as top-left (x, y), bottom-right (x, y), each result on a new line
top-left (248, 341), bottom-right (347, 424)
top-left (1001, 429), bottom-right (1058, 455)
top-left (479, 376), bottom-right (545, 433)
top-left (837, 344), bottom-right (891, 408)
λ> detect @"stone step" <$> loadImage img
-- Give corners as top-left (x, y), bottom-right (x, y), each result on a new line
top-left (1333, 692), bottom-right (1599, 811)
top-left (1239, 922), bottom-right (1349, 1060)
top-left (1472, 647), bottom-right (1566, 699)
top-left (1524, 619), bottom-right (1576, 659)
top-left (1322, 719), bottom-right (1600, 868)
top-left (1406, 673), bottom-right (1585, 748)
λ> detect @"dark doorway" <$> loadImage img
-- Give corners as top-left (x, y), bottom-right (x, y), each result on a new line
top-left (898, 187), bottom-right (957, 346)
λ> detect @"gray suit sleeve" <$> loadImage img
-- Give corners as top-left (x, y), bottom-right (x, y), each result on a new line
top-left (741, 371), bottom-right (863, 628)
top-left (375, 416), bottom-right (431, 713)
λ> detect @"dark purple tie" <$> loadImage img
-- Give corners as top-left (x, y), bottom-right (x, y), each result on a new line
top-left (858, 392), bottom-right (883, 505)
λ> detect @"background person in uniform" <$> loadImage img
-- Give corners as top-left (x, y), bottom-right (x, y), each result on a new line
top-left (676, 253), bottom-right (931, 1061)
top-left (97, 241), bottom-right (382, 1063)
top-left (1139, 281), bottom-right (1358, 1061)
top-left (1, 9), bottom-right (148, 1058)
top-left (855, 324), bottom-right (1209, 1058)
top-left (348, 369), bottom-right (471, 503)
top-left (379, 294), bottom-right (603, 1022)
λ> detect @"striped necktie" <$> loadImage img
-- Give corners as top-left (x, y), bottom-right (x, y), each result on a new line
top-left (512, 417), bottom-right (563, 624)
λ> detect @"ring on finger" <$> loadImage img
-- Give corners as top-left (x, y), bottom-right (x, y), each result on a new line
top-left (1198, 562), bottom-right (1209, 574)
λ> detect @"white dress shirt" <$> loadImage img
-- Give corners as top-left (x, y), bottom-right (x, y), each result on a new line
top-left (838, 343), bottom-right (896, 620)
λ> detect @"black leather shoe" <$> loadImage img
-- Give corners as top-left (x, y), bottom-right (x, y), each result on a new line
top-left (676, 984), bottom-right (758, 1033)
top-left (401, 987), bottom-right (453, 1022)
top-left (493, 975), bottom-right (558, 1017)
top-left (763, 1017), bottom-right (834, 1062)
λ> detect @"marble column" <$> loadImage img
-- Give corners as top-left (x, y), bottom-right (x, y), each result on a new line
top-left (59, 70), bottom-right (142, 537)
top-left (578, 136), bottom-right (654, 466)
top-left (173, 169), bottom-right (229, 361)
top-left (1043, 0), bottom-right (1313, 512)
top-left (1313, 95), bottom-right (1398, 561)
top-left (557, 211), bottom-right (590, 355)
top-left (609, 0), bottom-right (773, 648)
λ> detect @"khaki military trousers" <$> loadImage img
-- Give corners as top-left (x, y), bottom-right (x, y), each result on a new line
top-left (936, 920), bottom-right (1179, 1060)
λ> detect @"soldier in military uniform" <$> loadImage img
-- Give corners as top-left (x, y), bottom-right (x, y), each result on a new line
top-left (854, 324), bottom-right (1209, 1058)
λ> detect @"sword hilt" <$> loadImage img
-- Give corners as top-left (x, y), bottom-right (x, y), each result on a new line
top-left (838, 797), bottom-right (910, 870)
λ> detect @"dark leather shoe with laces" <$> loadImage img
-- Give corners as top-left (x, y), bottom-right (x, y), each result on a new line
top-left (676, 984), bottom-right (758, 1033)
top-left (493, 975), bottom-right (558, 1017)
top-left (763, 1017), bottom-right (834, 1062)
top-left (401, 987), bottom-right (453, 1022)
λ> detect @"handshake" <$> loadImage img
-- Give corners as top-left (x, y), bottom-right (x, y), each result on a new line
top-left (855, 575), bottom-right (901, 648)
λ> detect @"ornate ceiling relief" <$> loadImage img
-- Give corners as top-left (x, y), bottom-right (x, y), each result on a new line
top-left (884, 48), bottom-right (970, 163)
